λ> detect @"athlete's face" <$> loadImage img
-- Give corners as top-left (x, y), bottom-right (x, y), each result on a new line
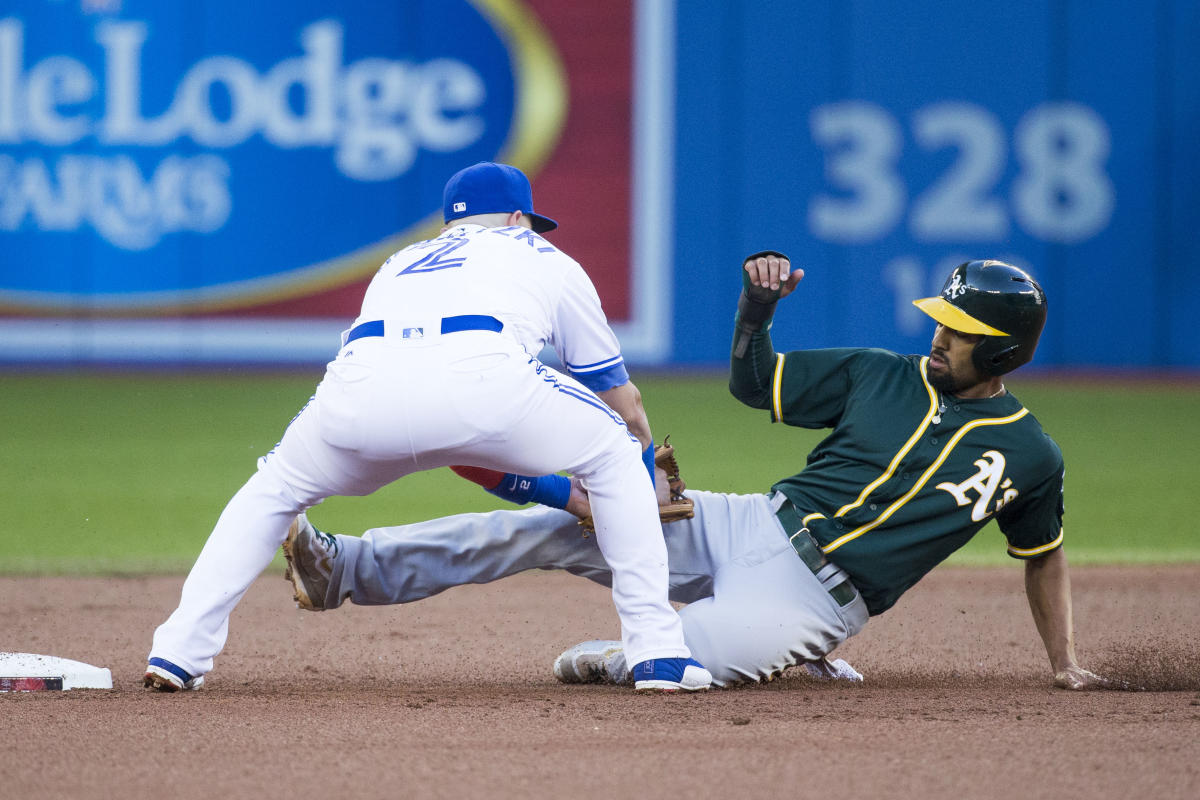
top-left (927, 324), bottom-right (988, 394)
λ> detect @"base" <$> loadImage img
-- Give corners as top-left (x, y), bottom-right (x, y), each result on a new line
top-left (0, 652), bottom-right (113, 691)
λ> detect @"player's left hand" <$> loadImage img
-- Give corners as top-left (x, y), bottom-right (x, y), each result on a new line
top-left (1053, 664), bottom-right (1114, 690)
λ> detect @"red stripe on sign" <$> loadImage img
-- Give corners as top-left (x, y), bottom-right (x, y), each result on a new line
top-left (518, 0), bottom-right (634, 321)
top-left (0, 676), bottom-right (65, 691)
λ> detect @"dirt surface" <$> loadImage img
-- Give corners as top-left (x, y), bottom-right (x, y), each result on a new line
top-left (3, 566), bottom-right (1199, 799)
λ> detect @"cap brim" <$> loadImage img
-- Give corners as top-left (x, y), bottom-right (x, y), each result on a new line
top-left (912, 297), bottom-right (1010, 336)
top-left (529, 213), bottom-right (558, 234)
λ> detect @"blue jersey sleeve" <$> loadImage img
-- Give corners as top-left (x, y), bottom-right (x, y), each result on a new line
top-left (567, 359), bottom-right (630, 392)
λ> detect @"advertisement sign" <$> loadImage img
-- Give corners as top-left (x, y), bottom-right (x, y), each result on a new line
top-left (6, 1), bottom-right (1193, 369)
top-left (0, 0), bottom-right (652, 363)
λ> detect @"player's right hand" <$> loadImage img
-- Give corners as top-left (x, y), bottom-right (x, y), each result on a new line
top-left (743, 253), bottom-right (803, 299)
top-left (1053, 664), bottom-right (1117, 691)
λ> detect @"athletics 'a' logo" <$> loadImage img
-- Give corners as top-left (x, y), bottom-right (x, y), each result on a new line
top-left (944, 272), bottom-right (967, 299)
top-left (936, 450), bottom-right (1019, 522)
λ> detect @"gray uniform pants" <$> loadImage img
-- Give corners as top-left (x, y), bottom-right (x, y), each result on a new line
top-left (325, 491), bottom-right (869, 686)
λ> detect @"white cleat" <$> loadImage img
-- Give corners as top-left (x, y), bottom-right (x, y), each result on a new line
top-left (803, 656), bottom-right (864, 682)
top-left (553, 640), bottom-right (626, 684)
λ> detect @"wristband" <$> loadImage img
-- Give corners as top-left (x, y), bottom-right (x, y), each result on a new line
top-left (487, 472), bottom-right (572, 509)
top-left (642, 442), bottom-right (656, 487)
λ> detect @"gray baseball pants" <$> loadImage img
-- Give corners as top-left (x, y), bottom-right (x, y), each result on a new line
top-left (323, 490), bottom-right (869, 686)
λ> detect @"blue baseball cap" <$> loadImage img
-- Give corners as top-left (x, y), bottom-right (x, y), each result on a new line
top-left (442, 161), bottom-right (558, 233)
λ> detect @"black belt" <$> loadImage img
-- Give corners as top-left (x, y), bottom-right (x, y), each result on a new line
top-left (774, 496), bottom-right (857, 607)
top-left (345, 315), bottom-right (503, 343)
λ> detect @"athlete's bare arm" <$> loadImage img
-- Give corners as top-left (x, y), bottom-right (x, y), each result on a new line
top-left (1024, 546), bottom-right (1108, 689)
top-left (597, 380), bottom-right (652, 449)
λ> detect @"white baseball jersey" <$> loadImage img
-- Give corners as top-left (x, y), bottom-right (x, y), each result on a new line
top-left (355, 223), bottom-right (628, 391)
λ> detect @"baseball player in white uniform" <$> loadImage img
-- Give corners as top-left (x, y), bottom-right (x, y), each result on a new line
top-left (144, 162), bottom-right (711, 693)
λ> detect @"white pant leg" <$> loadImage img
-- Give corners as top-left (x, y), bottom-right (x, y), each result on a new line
top-left (148, 388), bottom-right (372, 676)
top-left (672, 493), bottom-right (868, 686)
top-left (441, 353), bottom-right (688, 667)
top-left (328, 501), bottom-right (719, 609)
top-left (330, 506), bottom-right (609, 606)
top-left (328, 490), bottom-right (867, 685)
top-left (556, 445), bottom-right (688, 668)
top-left (148, 466), bottom-right (306, 676)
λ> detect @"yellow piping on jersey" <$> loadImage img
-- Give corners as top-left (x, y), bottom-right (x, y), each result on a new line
top-left (834, 357), bottom-right (940, 518)
top-left (771, 353), bottom-right (786, 422)
top-left (1008, 529), bottom-right (1064, 557)
top-left (822, 405), bottom-right (1031, 554)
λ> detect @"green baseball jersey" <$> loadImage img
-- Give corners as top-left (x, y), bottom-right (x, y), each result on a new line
top-left (734, 345), bottom-right (1064, 616)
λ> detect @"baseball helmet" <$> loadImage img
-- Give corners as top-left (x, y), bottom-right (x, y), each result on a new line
top-left (913, 260), bottom-right (1047, 376)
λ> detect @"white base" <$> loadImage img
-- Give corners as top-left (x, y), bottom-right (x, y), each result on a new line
top-left (0, 652), bottom-right (113, 690)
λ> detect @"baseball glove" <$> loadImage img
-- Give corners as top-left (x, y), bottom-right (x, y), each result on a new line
top-left (580, 435), bottom-right (695, 534)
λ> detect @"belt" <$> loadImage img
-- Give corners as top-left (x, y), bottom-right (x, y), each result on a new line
top-left (772, 493), bottom-right (857, 607)
top-left (345, 315), bottom-right (504, 344)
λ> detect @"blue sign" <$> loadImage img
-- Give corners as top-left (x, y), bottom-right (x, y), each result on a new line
top-left (0, 0), bottom-right (565, 313)
top-left (671, 0), bottom-right (1200, 368)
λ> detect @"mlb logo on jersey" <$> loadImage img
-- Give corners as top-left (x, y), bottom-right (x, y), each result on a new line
top-left (402, 327), bottom-right (425, 339)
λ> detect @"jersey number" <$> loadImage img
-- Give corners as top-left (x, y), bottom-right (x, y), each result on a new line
top-left (396, 238), bottom-right (469, 275)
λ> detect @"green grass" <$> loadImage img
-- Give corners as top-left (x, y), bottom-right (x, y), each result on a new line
top-left (1, 371), bottom-right (1196, 574)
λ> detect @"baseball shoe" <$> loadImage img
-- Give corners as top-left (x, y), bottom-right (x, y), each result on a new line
top-left (143, 657), bottom-right (204, 692)
top-left (282, 512), bottom-right (337, 611)
top-left (803, 656), bottom-right (864, 682)
top-left (553, 640), bottom-right (626, 684)
top-left (632, 657), bottom-right (712, 692)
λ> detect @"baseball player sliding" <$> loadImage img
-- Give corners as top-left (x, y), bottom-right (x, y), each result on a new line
top-left (281, 255), bottom-right (1110, 690)
top-left (143, 162), bottom-right (711, 693)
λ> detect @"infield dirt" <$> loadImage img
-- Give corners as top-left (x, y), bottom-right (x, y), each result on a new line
top-left (3, 565), bottom-right (1198, 799)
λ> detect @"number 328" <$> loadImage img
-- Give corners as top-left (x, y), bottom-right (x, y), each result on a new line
top-left (808, 100), bottom-right (1114, 245)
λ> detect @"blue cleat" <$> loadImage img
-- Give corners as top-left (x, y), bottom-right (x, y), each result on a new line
top-left (631, 657), bottom-right (712, 692)
top-left (143, 657), bottom-right (204, 692)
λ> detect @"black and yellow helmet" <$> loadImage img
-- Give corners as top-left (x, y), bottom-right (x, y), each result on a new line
top-left (913, 260), bottom-right (1048, 376)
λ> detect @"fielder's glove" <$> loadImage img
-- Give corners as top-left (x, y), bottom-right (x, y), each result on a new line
top-left (580, 435), bottom-right (695, 534)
